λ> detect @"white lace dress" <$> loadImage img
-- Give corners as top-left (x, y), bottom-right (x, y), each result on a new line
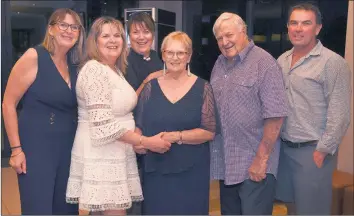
top-left (66, 60), bottom-right (143, 212)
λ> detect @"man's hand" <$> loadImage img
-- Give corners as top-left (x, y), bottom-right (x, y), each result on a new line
top-left (248, 155), bottom-right (268, 182)
top-left (313, 150), bottom-right (327, 168)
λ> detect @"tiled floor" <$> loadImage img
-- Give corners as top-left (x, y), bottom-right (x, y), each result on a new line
top-left (1, 167), bottom-right (287, 215)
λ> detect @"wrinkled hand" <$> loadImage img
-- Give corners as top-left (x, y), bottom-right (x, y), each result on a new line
top-left (161, 132), bottom-right (178, 143)
top-left (143, 132), bottom-right (171, 154)
top-left (313, 150), bottom-right (327, 168)
top-left (9, 150), bottom-right (27, 174)
top-left (248, 155), bottom-right (267, 182)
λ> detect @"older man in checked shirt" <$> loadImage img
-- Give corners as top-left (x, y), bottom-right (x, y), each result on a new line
top-left (275, 3), bottom-right (351, 215)
top-left (209, 12), bottom-right (288, 215)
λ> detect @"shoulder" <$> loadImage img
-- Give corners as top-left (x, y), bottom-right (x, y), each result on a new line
top-left (79, 59), bottom-right (106, 77)
top-left (252, 45), bottom-right (277, 64)
top-left (277, 49), bottom-right (292, 62)
top-left (21, 47), bottom-right (38, 63)
top-left (196, 76), bottom-right (212, 89)
top-left (250, 46), bottom-right (280, 73)
top-left (322, 46), bottom-right (347, 65)
top-left (212, 55), bottom-right (224, 70)
top-left (321, 47), bottom-right (350, 77)
top-left (14, 48), bottom-right (38, 70)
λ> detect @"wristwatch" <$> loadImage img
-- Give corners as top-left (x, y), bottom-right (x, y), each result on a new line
top-left (177, 131), bottom-right (183, 145)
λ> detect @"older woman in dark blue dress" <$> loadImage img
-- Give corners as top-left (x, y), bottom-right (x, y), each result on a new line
top-left (134, 31), bottom-right (217, 215)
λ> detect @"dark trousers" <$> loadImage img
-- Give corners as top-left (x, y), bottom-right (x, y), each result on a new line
top-left (220, 174), bottom-right (276, 215)
top-left (18, 145), bottom-right (78, 215)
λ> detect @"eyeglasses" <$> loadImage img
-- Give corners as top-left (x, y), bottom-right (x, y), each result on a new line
top-left (163, 50), bottom-right (189, 59)
top-left (54, 21), bottom-right (81, 32)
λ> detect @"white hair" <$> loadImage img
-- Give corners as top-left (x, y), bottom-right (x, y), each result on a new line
top-left (212, 12), bottom-right (247, 36)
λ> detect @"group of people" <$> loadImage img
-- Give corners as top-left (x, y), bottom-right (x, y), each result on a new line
top-left (2, 2), bottom-right (351, 215)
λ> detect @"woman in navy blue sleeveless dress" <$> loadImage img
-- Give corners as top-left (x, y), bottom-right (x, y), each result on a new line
top-left (2, 9), bottom-right (85, 214)
top-left (135, 31), bottom-right (218, 215)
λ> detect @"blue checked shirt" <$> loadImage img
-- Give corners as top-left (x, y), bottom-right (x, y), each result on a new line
top-left (210, 40), bottom-right (288, 185)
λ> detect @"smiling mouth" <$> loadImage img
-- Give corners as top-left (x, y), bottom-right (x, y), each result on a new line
top-left (107, 46), bottom-right (118, 49)
top-left (136, 41), bottom-right (148, 45)
top-left (61, 35), bottom-right (73, 40)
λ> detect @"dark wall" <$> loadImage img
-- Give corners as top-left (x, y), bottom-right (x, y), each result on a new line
top-left (197, 0), bottom-right (349, 80)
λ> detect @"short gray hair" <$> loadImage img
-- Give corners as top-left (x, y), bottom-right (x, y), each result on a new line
top-left (212, 12), bottom-right (247, 36)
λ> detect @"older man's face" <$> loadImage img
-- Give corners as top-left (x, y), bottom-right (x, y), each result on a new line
top-left (215, 20), bottom-right (246, 60)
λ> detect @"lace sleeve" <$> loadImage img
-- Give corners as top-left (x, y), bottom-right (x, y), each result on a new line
top-left (201, 82), bottom-right (218, 133)
top-left (135, 82), bottom-right (152, 131)
top-left (80, 61), bottom-right (128, 146)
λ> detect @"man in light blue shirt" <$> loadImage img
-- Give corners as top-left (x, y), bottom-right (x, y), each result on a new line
top-left (275, 3), bottom-right (351, 215)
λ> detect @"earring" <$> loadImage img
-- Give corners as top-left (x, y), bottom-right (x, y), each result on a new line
top-left (163, 63), bottom-right (166, 76)
top-left (187, 63), bottom-right (191, 76)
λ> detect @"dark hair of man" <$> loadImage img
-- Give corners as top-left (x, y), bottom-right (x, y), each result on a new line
top-left (288, 2), bottom-right (322, 25)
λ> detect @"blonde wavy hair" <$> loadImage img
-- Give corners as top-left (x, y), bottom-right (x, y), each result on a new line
top-left (42, 8), bottom-right (85, 64)
top-left (81, 16), bottom-right (129, 74)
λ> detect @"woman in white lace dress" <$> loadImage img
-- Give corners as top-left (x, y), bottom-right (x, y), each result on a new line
top-left (65, 17), bottom-right (171, 215)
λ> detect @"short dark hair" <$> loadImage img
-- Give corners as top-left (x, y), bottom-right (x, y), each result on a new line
top-left (127, 12), bottom-right (155, 34)
top-left (288, 2), bottom-right (322, 25)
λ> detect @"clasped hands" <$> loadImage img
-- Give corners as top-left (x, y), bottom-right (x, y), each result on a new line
top-left (133, 131), bottom-right (179, 154)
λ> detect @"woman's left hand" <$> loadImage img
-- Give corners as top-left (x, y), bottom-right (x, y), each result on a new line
top-left (161, 132), bottom-right (179, 143)
top-left (133, 144), bottom-right (147, 154)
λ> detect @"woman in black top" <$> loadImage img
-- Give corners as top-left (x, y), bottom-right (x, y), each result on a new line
top-left (124, 12), bottom-right (164, 216)
top-left (125, 12), bottom-right (163, 96)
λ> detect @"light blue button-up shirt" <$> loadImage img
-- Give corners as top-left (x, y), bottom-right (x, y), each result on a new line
top-left (277, 40), bottom-right (351, 155)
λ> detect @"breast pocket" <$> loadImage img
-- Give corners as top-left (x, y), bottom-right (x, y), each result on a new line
top-left (231, 76), bottom-right (257, 96)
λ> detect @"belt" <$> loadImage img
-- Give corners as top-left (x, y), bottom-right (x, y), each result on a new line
top-left (281, 138), bottom-right (318, 148)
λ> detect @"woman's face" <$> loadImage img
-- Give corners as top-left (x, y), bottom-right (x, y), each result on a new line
top-left (162, 40), bottom-right (191, 74)
top-left (49, 13), bottom-right (80, 50)
top-left (129, 22), bottom-right (153, 57)
top-left (97, 23), bottom-right (123, 65)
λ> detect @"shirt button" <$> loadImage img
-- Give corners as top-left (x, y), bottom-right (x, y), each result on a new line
top-left (224, 75), bottom-right (227, 78)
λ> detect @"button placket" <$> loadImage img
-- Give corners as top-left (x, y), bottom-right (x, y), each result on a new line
top-left (50, 112), bottom-right (55, 124)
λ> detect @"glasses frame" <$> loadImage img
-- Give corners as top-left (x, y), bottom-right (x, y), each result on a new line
top-left (163, 50), bottom-right (189, 59)
top-left (53, 21), bottom-right (81, 32)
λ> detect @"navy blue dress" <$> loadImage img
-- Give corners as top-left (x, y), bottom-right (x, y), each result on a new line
top-left (135, 78), bottom-right (217, 215)
top-left (17, 45), bottom-right (79, 214)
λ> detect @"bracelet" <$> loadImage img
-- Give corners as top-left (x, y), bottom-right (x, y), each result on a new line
top-left (177, 131), bottom-right (183, 145)
top-left (11, 150), bottom-right (23, 157)
top-left (10, 145), bottom-right (22, 150)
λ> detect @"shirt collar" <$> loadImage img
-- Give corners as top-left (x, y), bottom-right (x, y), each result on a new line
top-left (285, 39), bottom-right (323, 58)
top-left (221, 40), bottom-right (255, 63)
top-left (130, 48), bottom-right (151, 61)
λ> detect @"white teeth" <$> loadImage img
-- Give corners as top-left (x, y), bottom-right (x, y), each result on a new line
top-left (107, 46), bottom-right (117, 49)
